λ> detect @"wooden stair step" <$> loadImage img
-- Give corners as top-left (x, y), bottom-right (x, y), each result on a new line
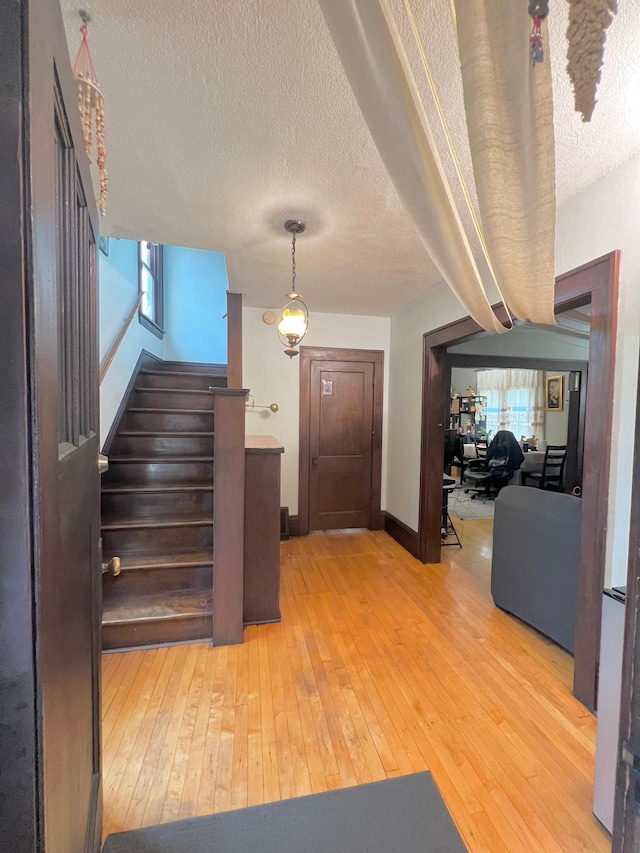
top-left (127, 408), bottom-right (215, 414)
top-left (103, 589), bottom-right (212, 623)
top-left (102, 458), bottom-right (214, 488)
top-left (140, 369), bottom-right (221, 377)
top-left (132, 388), bottom-right (216, 411)
top-left (102, 485), bottom-right (214, 523)
top-left (117, 431), bottom-right (214, 437)
top-left (102, 485), bottom-right (213, 493)
top-left (101, 518), bottom-right (212, 531)
top-left (108, 456), bottom-right (214, 463)
top-left (103, 560), bottom-right (212, 604)
top-left (134, 386), bottom-right (213, 394)
top-left (101, 521), bottom-right (212, 556)
top-left (121, 409), bottom-right (215, 434)
top-left (102, 590), bottom-right (212, 650)
top-left (117, 552), bottom-right (213, 570)
top-left (110, 433), bottom-right (214, 457)
top-left (138, 369), bottom-right (226, 391)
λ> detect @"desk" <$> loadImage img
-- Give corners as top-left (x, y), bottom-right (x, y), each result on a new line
top-left (511, 450), bottom-right (545, 486)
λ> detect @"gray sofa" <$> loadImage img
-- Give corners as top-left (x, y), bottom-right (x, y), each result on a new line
top-left (491, 486), bottom-right (582, 653)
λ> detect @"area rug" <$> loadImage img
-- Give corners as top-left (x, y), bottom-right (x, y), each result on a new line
top-left (448, 488), bottom-right (495, 521)
top-left (102, 772), bottom-right (467, 853)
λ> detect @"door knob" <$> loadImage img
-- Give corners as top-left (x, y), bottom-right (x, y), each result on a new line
top-left (312, 457), bottom-right (318, 466)
top-left (102, 556), bottom-right (121, 577)
top-left (98, 454), bottom-right (109, 474)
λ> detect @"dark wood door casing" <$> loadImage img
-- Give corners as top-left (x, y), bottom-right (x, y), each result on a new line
top-left (418, 252), bottom-right (620, 712)
top-left (0, 1), bottom-right (102, 850)
top-left (299, 347), bottom-right (384, 536)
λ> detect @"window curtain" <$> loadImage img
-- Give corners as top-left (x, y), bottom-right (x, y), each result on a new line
top-left (317, 0), bottom-right (556, 331)
top-left (476, 369), bottom-right (545, 442)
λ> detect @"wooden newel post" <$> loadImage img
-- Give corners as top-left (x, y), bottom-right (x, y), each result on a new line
top-left (210, 388), bottom-right (249, 645)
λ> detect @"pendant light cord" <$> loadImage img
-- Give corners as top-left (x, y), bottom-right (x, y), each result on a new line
top-left (291, 231), bottom-right (297, 295)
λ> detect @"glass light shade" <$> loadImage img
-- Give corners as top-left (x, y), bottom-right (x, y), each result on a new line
top-left (278, 299), bottom-right (308, 345)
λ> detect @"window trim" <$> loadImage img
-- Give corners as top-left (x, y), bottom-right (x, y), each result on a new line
top-left (138, 241), bottom-right (164, 338)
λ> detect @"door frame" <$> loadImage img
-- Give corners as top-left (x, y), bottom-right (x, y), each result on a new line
top-left (0, 0), bottom-right (102, 849)
top-left (448, 354), bottom-right (588, 491)
top-left (418, 251), bottom-right (620, 711)
top-left (298, 346), bottom-right (384, 536)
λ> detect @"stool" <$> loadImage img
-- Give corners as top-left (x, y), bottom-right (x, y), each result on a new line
top-left (442, 474), bottom-right (462, 548)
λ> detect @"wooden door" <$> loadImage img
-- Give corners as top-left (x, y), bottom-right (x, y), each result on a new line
top-left (0, 1), bottom-right (102, 851)
top-left (299, 347), bottom-right (384, 535)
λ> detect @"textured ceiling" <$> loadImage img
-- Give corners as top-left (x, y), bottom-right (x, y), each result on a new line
top-left (61, 0), bottom-right (640, 317)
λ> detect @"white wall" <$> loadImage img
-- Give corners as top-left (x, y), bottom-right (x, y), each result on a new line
top-left (242, 308), bottom-right (391, 515)
top-left (163, 246), bottom-right (228, 364)
top-left (99, 239), bottom-right (163, 445)
top-left (387, 153), bottom-right (640, 586)
top-left (556, 155), bottom-right (640, 586)
top-left (450, 326), bottom-right (589, 360)
top-left (450, 367), bottom-right (478, 397)
top-left (387, 282), bottom-right (470, 530)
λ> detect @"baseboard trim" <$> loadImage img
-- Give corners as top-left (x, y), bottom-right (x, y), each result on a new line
top-left (383, 511), bottom-right (419, 559)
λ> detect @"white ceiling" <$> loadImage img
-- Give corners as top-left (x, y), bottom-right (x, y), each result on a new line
top-left (61, 0), bottom-right (640, 317)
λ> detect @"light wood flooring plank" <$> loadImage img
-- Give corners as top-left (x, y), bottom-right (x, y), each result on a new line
top-left (101, 525), bottom-right (610, 853)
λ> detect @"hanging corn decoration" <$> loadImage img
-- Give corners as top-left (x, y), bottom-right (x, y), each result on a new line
top-left (72, 12), bottom-right (108, 216)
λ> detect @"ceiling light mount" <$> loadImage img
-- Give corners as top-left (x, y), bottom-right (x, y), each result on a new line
top-left (278, 219), bottom-right (309, 358)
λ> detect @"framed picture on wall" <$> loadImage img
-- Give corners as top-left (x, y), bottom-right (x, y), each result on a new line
top-left (546, 375), bottom-right (563, 411)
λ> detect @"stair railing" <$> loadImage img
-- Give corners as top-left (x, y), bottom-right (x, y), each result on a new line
top-left (99, 292), bottom-right (143, 384)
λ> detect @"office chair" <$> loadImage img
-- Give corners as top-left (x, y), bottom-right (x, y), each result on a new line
top-left (462, 431), bottom-right (524, 500)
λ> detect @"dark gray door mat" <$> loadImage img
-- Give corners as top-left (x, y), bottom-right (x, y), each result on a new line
top-left (102, 771), bottom-right (468, 852)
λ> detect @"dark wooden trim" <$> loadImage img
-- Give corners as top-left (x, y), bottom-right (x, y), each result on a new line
top-left (138, 311), bottom-right (165, 340)
top-left (244, 438), bottom-right (284, 625)
top-left (211, 389), bottom-right (249, 646)
top-left (0, 3), bottom-right (38, 844)
top-left (383, 512), bottom-right (420, 559)
top-left (138, 241), bottom-right (164, 336)
top-left (449, 354), bottom-right (588, 371)
top-left (101, 350), bottom-right (161, 455)
top-left (289, 515), bottom-right (300, 537)
top-left (226, 291), bottom-right (243, 389)
top-left (418, 251), bottom-right (620, 711)
top-left (298, 346), bottom-right (384, 536)
top-left (573, 252), bottom-right (619, 708)
top-left (84, 773), bottom-right (102, 853)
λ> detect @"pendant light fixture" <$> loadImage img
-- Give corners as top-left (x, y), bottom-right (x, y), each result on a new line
top-left (278, 220), bottom-right (309, 358)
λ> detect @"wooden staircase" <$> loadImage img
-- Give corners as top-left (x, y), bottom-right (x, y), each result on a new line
top-left (101, 361), bottom-right (226, 650)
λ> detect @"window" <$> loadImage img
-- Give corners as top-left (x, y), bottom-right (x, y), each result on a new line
top-left (476, 369), bottom-right (545, 442)
top-left (138, 241), bottom-right (164, 337)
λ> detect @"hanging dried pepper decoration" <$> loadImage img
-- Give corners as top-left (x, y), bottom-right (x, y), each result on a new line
top-left (72, 13), bottom-right (108, 216)
top-left (529, 0), bottom-right (550, 66)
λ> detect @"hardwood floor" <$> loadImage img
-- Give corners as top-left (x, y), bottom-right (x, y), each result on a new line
top-left (101, 524), bottom-right (609, 852)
